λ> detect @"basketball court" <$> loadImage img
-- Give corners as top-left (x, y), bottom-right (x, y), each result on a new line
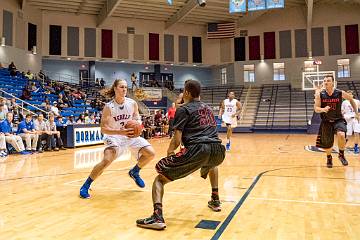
top-left (1, 134), bottom-right (359, 239)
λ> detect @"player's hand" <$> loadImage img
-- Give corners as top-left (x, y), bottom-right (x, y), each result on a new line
top-left (120, 128), bottom-right (135, 137)
top-left (322, 106), bottom-right (331, 113)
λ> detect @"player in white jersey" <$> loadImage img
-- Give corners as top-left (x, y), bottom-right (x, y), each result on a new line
top-left (219, 92), bottom-right (242, 151)
top-left (341, 90), bottom-right (360, 154)
top-left (79, 79), bottom-right (155, 198)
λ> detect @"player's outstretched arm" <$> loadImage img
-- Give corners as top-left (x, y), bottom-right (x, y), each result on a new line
top-left (100, 106), bottom-right (134, 137)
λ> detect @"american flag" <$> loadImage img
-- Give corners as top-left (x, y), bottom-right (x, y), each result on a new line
top-left (207, 22), bottom-right (236, 39)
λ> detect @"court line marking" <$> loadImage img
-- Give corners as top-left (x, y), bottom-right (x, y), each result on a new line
top-left (65, 181), bottom-right (243, 200)
top-left (249, 197), bottom-right (360, 207)
top-left (210, 166), bottom-right (332, 240)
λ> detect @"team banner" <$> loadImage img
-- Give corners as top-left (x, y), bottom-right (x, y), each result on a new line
top-left (248, 0), bottom-right (266, 11)
top-left (229, 0), bottom-right (246, 13)
top-left (266, 0), bottom-right (284, 9)
top-left (74, 127), bottom-right (104, 147)
top-left (135, 88), bottom-right (162, 101)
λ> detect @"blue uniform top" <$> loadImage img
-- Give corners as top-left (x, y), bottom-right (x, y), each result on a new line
top-left (17, 120), bottom-right (35, 134)
top-left (0, 120), bottom-right (13, 134)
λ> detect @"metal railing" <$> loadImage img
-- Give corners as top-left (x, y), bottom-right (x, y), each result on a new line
top-left (0, 89), bottom-right (50, 117)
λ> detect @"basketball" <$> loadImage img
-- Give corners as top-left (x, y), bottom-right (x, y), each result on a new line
top-left (125, 120), bottom-right (143, 137)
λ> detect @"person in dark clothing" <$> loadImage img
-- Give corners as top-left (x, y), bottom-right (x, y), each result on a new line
top-left (314, 75), bottom-right (359, 168)
top-left (136, 79), bottom-right (226, 230)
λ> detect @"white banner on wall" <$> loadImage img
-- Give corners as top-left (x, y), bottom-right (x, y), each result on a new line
top-left (74, 127), bottom-right (104, 147)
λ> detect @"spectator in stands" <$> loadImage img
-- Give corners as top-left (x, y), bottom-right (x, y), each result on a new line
top-left (43, 102), bottom-right (51, 112)
top-left (17, 113), bottom-right (39, 152)
top-left (41, 99), bottom-right (50, 107)
top-left (0, 112), bottom-right (31, 155)
top-left (34, 113), bottom-right (50, 152)
top-left (30, 82), bottom-right (39, 93)
top-left (154, 110), bottom-right (163, 125)
top-left (100, 78), bottom-right (105, 88)
top-left (131, 73), bottom-right (137, 90)
top-left (8, 97), bottom-right (18, 112)
top-left (38, 70), bottom-right (48, 81)
top-left (0, 98), bottom-right (8, 114)
top-left (46, 113), bottom-right (66, 150)
top-left (86, 114), bottom-right (96, 124)
top-left (0, 104), bottom-right (6, 121)
top-left (57, 93), bottom-right (69, 109)
top-left (167, 103), bottom-right (176, 138)
top-left (25, 70), bottom-right (34, 80)
top-left (51, 101), bottom-right (60, 116)
top-left (56, 116), bottom-right (67, 127)
top-left (20, 85), bottom-right (32, 101)
top-left (8, 62), bottom-right (17, 77)
top-left (143, 117), bottom-right (153, 139)
top-left (76, 114), bottom-right (86, 124)
top-left (66, 115), bottom-right (76, 125)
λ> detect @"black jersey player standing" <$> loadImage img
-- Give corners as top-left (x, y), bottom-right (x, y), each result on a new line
top-left (136, 80), bottom-right (226, 230)
top-left (314, 75), bottom-right (359, 168)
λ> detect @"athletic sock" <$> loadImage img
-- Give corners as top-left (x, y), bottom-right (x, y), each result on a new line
top-left (211, 188), bottom-right (219, 201)
top-left (83, 177), bottom-right (93, 188)
top-left (327, 154), bottom-right (332, 159)
top-left (132, 164), bottom-right (141, 173)
top-left (153, 203), bottom-right (163, 218)
top-left (339, 150), bottom-right (344, 156)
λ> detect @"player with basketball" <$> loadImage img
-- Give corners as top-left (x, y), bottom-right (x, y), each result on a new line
top-left (314, 75), bottom-right (359, 168)
top-left (219, 91), bottom-right (242, 151)
top-left (342, 90), bottom-right (360, 154)
top-left (136, 80), bottom-right (225, 230)
top-left (79, 79), bottom-right (155, 198)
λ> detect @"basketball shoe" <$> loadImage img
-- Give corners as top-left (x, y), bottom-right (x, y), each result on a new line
top-left (136, 214), bottom-right (166, 230)
top-left (129, 169), bottom-right (145, 188)
top-left (208, 199), bottom-right (221, 212)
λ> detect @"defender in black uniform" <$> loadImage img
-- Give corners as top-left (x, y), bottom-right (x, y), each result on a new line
top-left (314, 75), bottom-right (359, 168)
top-left (136, 80), bottom-right (226, 230)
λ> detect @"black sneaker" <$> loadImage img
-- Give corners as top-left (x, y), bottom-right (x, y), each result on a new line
top-left (339, 154), bottom-right (348, 166)
top-left (208, 199), bottom-right (221, 212)
top-left (327, 156), bottom-right (333, 168)
top-left (136, 215), bottom-right (166, 230)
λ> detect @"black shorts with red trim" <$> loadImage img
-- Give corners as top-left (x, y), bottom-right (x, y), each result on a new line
top-left (155, 143), bottom-right (225, 181)
top-left (316, 119), bottom-right (347, 149)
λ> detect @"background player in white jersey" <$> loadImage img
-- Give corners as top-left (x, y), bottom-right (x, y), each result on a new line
top-left (341, 90), bottom-right (360, 153)
top-left (79, 79), bottom-right (155, 199)
top-left (219, 92), bottom-right (241, 151)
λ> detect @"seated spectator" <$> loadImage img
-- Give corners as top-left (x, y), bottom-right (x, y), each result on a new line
top-left (20, 86), bottom-right (32, 101)
top-left (51, 102), bottom-right (59, 116)
top-left (46, 113), bottom-right (66, 151)
top-left (8, 97), bottom-right (18, 112)
top-left (0, 104), bottom-right (6, 121)
top-left (43, 102), bottom-right (51, 112)
top-left (38, 70), bottom-right (48, 81)
top-left (86, 114), bottom-right (96, 124)
top-left (0, 98), bottom-right (8, 114)
top-left (8, 62), bottom-right (17, 77)
top-left (41, 99), bottom-right (50, 107)
top-left (56, 116), bottom-right (67, 127)
top-left (25, 70), bottom-right (34, 80)
top-left (100, 78), bottom-right (105, 88)
top-left (0, 112), bottom-right (30, 155)
top-left (66, 115), bottom-right (76, 125)
top-left (17, 113), bottom-right (39, 152)
top-left (34, 113), bottom-right (50, 152)
top-left (30, 82), bottom-right (39, 93)
top-left (76, 114), bottom-right (86, 124)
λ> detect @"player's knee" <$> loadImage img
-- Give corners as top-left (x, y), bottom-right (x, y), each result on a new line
top-left (142, 147), bottom-right (155, 159)
top-left (337, 131), bottom-right (346, 138)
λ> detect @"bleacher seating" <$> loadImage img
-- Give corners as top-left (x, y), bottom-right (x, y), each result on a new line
top-left (0, 68), bottom-right (99, 118)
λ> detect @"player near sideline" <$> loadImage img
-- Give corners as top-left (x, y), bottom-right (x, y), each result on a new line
top-left (314, 75), bottom-right (359, 168)
top-left (79, 79), bottom-right (155, 198)
top-left (341, 90), bottom-right (360, 154)
top-left (219, 91), bottom-right (242, 151)
top-left (136, 80), bottom-right (226, 230)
